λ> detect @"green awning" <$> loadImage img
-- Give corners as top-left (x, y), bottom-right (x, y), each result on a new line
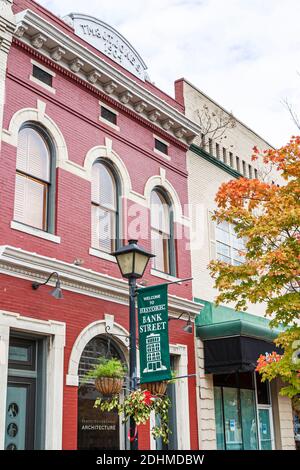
top-left (195, 299), bottom-right (282, 342)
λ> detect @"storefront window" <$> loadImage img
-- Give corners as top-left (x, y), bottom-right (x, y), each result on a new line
top-left (258, 409), bottom-right (273, 450)
top-left (214, 387), bottom-right (225, 449)
top-left (214, 372), bottom-right (259, 450)
top-left (223, 387), bottom-right (243, 450)
top-left (214, 372), bottom-right (275, 450)
top-left (294, 413), bottom-right (300, 450)
top-left (240, 389), bottom-right (259, 450)
top-left (78, 384), bottom-right (121, 450)
top-left (77, 336), bottom-right (127, 450)
top-left (256, 373), bottom-right (270, 405)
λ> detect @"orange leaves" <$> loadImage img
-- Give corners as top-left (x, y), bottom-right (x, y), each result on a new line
top-left (256, 352), bottom-right (282, 372)
top-left (211, 136), bottom-right (300, 328)
top-left (251, 145), bottom-right (259, 162)
top-left (250, 137), bottom-right (300, 179)
top-left (215, 177), bottom-right (272, 211)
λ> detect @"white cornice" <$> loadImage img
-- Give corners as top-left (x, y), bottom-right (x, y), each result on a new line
top-left (0, 246), bottom-right (203, 318)
top-left (14, 9), bottom-right (200, 144)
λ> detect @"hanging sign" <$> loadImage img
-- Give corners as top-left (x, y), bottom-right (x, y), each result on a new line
top-left (137, 284), bottom-right (171, 384)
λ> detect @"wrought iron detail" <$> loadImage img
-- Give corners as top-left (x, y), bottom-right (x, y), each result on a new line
top-left (105, 325), bottom-right (130, 345)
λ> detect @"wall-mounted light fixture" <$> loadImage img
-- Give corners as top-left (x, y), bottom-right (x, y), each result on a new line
top-left (168, 313), bottom-right (193, 333)
top-left (32, 272), bottom-right (64, 300)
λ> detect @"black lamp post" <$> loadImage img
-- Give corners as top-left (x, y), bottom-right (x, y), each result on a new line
top-left (112, 239), bottom-right (154, 450)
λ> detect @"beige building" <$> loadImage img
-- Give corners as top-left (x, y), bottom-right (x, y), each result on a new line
top-left (175, 78), bottom-right (295, 450)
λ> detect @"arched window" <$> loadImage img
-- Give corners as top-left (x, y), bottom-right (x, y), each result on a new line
top-left (91, 161), bottom-right (119, 253)
top-left (150, 188), bottom-right (176, 275)
top-left (14, 125), bottom-right (55, 232)
top-left (78, 335), bottom-right (127, 450)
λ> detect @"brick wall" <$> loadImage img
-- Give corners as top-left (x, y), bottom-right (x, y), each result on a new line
top-left (0, 0), bottom-right (198, 450)
top-left (0, 42), bottom-right (192, 299)
top-left (0, 274), bottom-right (198, 449)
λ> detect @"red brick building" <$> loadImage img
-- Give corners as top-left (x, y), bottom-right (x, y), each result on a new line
top-left (0, 0), bottom-right (201, 450)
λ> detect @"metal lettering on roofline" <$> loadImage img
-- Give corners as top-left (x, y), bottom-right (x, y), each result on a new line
top-left (64, 13), bottom-right (148, 81)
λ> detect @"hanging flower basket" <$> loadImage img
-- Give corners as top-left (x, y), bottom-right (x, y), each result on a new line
top-left (83, 358), bottom-right (126, 396)
top-left (95, 377), bottom-right (124, 396)
top-left (94, 388), bottom-right (172, 444)
top-left (141, 380), bottom-right (168, 396)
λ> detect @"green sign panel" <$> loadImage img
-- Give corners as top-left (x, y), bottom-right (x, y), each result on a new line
top-left (137, 284), bottom-right (171, 384)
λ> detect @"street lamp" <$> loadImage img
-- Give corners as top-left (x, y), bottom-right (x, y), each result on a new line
top-left (112, 239), bottom-right (154, 450)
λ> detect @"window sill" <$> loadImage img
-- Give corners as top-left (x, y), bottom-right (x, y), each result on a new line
top-left (89, 247), bottom-right (117, 263)
top-left (11, 221), bottom-right (61, 244)
top-left (150, 269), bottom-right (178, 282)
top-left (99, 116), bottom-right (120, 132)
top-left (29, 75), bottom-right (56, 94)
top-left (153, 148), bottom-right (171, 161)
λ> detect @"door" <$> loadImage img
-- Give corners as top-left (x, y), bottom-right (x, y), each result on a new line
top-left (255, 372), bottom-right (274, 450)
top-left (5, 378), bottom-right (36, 450)
top-left (222, 387), bottom-right (243, 450)
top-left (5, 338), bottom-right (37, 450)
top-left (240, 389), bottom-right (259, 450)
top-left (258, 408), bottom-right (274, 450)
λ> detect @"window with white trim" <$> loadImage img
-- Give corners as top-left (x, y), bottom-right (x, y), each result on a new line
top-left (32, 65), bottom-right (53, 87)
top-left (150, 189), bottom-right (176, 275)
top-left (91, 161), bottom-right (119, 253)
top-left (216, 221), bottom-right (244, 265)
top-left (14, 125), bottom-right (55, 232)
top-left (154, 138), bottom-right (168, 156)
top-left (100, 106), bottom-right (117, 126)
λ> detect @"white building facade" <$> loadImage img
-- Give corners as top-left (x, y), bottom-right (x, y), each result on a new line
top-left (175, 78), bottom-right (296, 451)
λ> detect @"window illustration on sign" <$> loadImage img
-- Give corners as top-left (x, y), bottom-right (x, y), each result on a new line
top-left (137, 284), bottom-right (171, 384)
top-left (143, 334), bottom-right (167, 373)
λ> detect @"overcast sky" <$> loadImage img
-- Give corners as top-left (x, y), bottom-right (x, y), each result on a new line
top-left (38, 0), bottom-right (300, 148)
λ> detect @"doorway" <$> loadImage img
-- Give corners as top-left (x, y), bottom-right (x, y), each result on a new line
top-left (5, 336), bottom-right (46, 450)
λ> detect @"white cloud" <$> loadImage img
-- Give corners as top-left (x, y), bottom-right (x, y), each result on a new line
top-left (38, 0), bottom-right (300, 147)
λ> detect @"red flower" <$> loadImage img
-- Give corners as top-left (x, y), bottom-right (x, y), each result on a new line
top-left (143, 391), bottom-right (153, 405)
top-left (256, 352), bottom-right (282, 372)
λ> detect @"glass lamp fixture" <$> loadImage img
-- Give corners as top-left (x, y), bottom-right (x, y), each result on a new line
top-left (112, 239), bottom-right (155, 279)
top-left (183, 316), bottom-right (193, 333)
top-left (169, 313), bottom-right (193, 333)
top-left (32, 272), bottom-right (64, 299)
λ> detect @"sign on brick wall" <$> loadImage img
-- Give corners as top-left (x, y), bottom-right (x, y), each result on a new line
top-left (137, 284), bottom-right (171, 384)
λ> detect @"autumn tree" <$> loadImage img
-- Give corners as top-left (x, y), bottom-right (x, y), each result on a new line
top-left (209, 137), bottom-right (300, 401)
